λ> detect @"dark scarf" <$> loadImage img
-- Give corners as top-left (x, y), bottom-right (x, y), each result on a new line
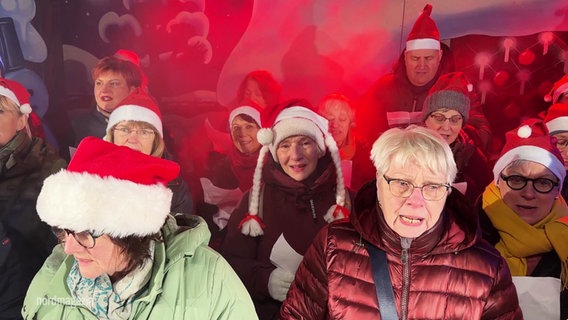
top-left (450, 130), bottom-right (476, 182)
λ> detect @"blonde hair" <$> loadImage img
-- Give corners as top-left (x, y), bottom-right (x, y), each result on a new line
top-left (370, 125), bottom-right (457, 184)
top-left (104, 120), bottom-right (164, 157)
top-left (0, 95), bottom-right (31, 138)
top-left (317, 93), bottom-right (355, 124)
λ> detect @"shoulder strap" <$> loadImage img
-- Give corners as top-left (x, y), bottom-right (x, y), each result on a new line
top-left (366, 241), bottom-right (398, 320)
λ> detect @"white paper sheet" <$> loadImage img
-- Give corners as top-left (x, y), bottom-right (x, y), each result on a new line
top-left (512, 276), bottom-right (560, 320)
top-left (200, 177), bottom-right (243, 229)
top-left (269, 233), bottom-right (303, 274)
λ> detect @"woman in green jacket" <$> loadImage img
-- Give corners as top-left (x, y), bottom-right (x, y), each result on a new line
top-left (22, 137), bottom-right (258, 320)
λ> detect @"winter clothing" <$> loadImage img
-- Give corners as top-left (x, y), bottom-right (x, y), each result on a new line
top-left (281, 181), bottom-right (522, 320)
top-left (406, 4), bottom-right (440, 51)
top-left (493, 118), bottom-right (565, 185)
top-left (451, 130), bottom-right (493, 203)
top-left (37, 137), bottom-right (179, 238)
top-left (70, 108), bottom-right (108, 146)
top-left (544, 101), bottom-right (568, 135)
top-left (105, 88), bottom-right (163, 138)
top-left (421, 71), bottom-right (472, 122)
top-left (0, 131), bottom-right (66, 319)
top-left (220, 152), bottom-right (350, 320)
top-left (22, 215), bottom-right (259, 320)
top-left (545, 74), bottom-right (568, 104)
top-left (478, 183), bottom-right (567, 320)
top-left (337, 130), bottom-right (375, 192)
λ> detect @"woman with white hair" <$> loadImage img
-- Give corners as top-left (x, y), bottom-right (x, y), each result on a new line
top-left (281, 125), bottom-right (521, 319)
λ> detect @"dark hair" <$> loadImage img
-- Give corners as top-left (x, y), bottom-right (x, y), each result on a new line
top-left (237, 70), bottom-right (281, 108)
top-left (92, 56), bottom-right (143, 88)
top-left (109, 233), bottom-right (162, 281)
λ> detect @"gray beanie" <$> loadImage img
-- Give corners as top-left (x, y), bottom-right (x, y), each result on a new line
top-left (421, 72), bottom-right (471, 122)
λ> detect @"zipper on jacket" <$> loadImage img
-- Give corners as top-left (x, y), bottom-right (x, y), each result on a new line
top-left (309, 199), bottom-right (316, 221)
top-left (400, 238), bottom-right (412, 320)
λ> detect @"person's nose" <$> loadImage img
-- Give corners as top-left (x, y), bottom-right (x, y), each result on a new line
top-left (290, 144), bottom-right (303, 160)
top-left (440, 119), bottom-right (451, 130)
top-left (519, 182), bottom-right (537, 200)
top-left (63, 234), bottom-right (84, 255)
top-left (406, 186), bottom-right (426, 206)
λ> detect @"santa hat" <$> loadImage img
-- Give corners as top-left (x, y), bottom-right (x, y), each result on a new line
top-left (544, 74), bottom-right (568, 104)
top-left (0, 78), bottom-right (32, 114)
top-left (493, 118), bottom-right (565, 186)
top-left (37, 137), bottom-right (179, 238)
top-left (544, 102), bottom-right (568, 135)
top-left (238, 100), bottom-right (349, 237)
top-left (422, 72), bottom-right (473, 122)
top-left (106, 88), bottom-right (163, 137)
top-left (229, 105), bottom-right (262, 127)
top-left (406, 4), bottom-right (440, 51)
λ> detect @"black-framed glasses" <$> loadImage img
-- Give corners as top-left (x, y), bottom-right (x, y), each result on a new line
top-left (383, 175), bottom-right (450, 201)
top-left (429, 113), bottom-right (463, 126)
top-left (51, 227), bottom-right (101, 249)
top-left (113, 127), bottom-right (155, 139)
top-left (499, 174), bottom-right (558, 194)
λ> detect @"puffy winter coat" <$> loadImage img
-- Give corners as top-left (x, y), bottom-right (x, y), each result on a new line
top-left (281, 181), bottom-right (523, 320)
top-left (22, 215), bottom-right (258, 320)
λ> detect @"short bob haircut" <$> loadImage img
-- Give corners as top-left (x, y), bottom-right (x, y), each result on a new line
top-left (92, 56), bottom-right (143, 89)
top-left (370, 125), bottom-right (457, 184)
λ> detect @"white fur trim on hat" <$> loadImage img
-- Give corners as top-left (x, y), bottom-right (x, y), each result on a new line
top-left (493, 145), bottom-right (566, 186)
top-left (546, 116), bottom-right (568, 135)
top-left (552, 83), bottom-right (568, 104)
top-left (229, 106), bottom-right (262, 127)
top-left (37, 169), bottom-right (172, 237)
top-left (107, 105), bottom-right (163, 137)
top-left (269, 118), bottom-right (325, 161)
top-left (406, 38), bottom-right (440, 51)
top-left (0, 85), bottom-right (21, 107)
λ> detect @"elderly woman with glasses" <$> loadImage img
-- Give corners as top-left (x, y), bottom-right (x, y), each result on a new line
top-left (421, 71), bottom-right (492, 203)
top-left (22, 137), bottom-right (257, 319)
top-left (103, 89), bottom-right (193, 215)
top-left (281, 125), bottom-right (521, 319)
top-left (477, 118), bottom-right (568, 319)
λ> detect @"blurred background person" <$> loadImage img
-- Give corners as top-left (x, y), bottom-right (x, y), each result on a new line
top-left (196, 103), bottom-right (264, 249)
top-left (421, 71), bottom-right (492, 203)
top-left (24, 137), bottom-right (258, 319)
top-left (317, 93), bottom-right (375, 192)
top-left (477, 118), bottom-right (567, 319)
top-left (544, 101), bottom-right (568, 200)
top-left (281, 125), bottom-right (521, 319)
top-left (70, 55), bottom-right (143, 147)
top-left (104, 89), bottom-right (193, 215)
top-left (0, 78), bottom-right (66, 319)
top-left (235, 70), bottom-right (281, 110)
top-left (221, 100), bottom-right (350, 320)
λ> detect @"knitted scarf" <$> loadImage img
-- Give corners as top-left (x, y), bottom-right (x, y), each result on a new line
top-left (482, 183), bottom-right (568, 289)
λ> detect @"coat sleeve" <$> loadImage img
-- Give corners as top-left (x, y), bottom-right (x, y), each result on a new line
top-left (280, 226), bottom-right (330, 320)
top-left (482, 253), bottom-right (524, 320)
top-left (219, 191), bottom-right (275, 300)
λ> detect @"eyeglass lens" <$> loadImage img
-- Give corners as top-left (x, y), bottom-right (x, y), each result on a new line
top-left (430, 113), bottom-right (462, 125)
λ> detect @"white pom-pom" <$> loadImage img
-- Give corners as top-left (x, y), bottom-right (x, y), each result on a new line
top-left (466, 83), bottom-right (473, 93)
top-left (240, 219), bottom-right (264, 237)
top-left (544, 94), bottom-right (552, 102)
top-left (19, 103), bottom-right (32, 115)
top-left (517, 125), bottom-right (531, 138)
top-left (257, 128), bottom-right (274, 146)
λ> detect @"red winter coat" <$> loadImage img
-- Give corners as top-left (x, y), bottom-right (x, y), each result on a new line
top-left (281, 181), bottom-right (523, 320)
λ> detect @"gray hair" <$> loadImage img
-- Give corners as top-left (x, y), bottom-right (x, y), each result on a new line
top-left (370, 125), bottom-right (457, 184)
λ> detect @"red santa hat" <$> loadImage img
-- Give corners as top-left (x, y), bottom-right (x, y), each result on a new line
top-left (36, 137), bottom-right (180, 237)
top-left (106, 89), bottom-right (163, 137)
top-left (229, 105), bottom-right (262, 127)
top-left (238, 100), bottom-right (349, 237)
top-left (544, 102), bottom-right (568, 135)
top-left (493, 118), bottom-right (565, 186)
top-left (406, 4), bottom-right (440, 51)
top-left (0, 78), bottom-right (32, 114)
top-left (544, 74), bottom-right (568, 104)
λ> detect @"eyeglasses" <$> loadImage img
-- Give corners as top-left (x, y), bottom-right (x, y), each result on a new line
top-left (499, 174), bottom-right (558, 194)
top-left (429, 113), bottom-right (463, 126)
top-left (556, 139), bottom-right (568, 150)
top-left (113, 127), bottom-right (155, 139)
top-left (51, 227), bottom-right (101, 249)
top-left (383, 175), bottom-right (450, 201)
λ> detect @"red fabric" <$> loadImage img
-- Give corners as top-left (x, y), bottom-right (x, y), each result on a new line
top-left (238, 213), bottom-right (266, 229)
top-left (407, 4), bottom-right (439, 42)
